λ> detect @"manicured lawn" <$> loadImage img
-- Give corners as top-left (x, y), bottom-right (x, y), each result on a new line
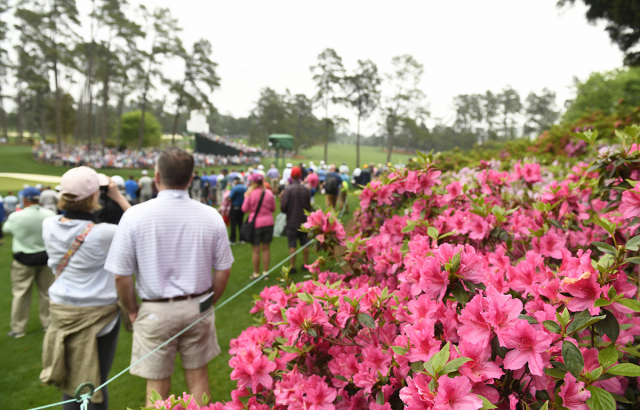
top-left (296, 143), bottom-right (416, 169)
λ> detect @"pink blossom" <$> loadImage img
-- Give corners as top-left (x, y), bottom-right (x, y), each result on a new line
top-left (302, 375), bottom-right (337, 410)
top-left (620, 185), bottom-right (640, 219)
top-left (434, 376), bottom-right (483, 410)
top-left (503, 320), bottom-right (552, 376)
top-left (558, 373), bottom-right (590, 410)
top-left (532, 230), bottom-right (566, 259)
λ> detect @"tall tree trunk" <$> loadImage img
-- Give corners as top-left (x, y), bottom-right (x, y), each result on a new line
top-left (138, 77), bottom-right (150, 149)
top-left (386, 116), bottom-right (395, 164)
top-left (87, 82), bottom-right (93, 149)
top-left (172, 108), bottom-right (180, 145)
top-left (39, 91), bottom-right (47, 139)
top-left (324, 105), bottom-right (329, 163)
top-left (17, 83), bottom-right (23, 143)
top-left (102, 74), bottom-right (109, 150)
top-left (0, 84), bottom-right (7, 140)
top-left (30, 92), bottom-right (37, 139)
top-left (116, 94), bottom-right (124, 151)
top-left (54, 56), bottom-right (63, 151)
top-left (356, 114), bottom-right (361, 168)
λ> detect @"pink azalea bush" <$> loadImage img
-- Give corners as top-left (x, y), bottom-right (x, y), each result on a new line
top-left (151, 127), bottom-right (640, 410)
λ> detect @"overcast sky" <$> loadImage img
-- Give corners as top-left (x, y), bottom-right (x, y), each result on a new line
top-left (7, 0), bottom-right (627, 135)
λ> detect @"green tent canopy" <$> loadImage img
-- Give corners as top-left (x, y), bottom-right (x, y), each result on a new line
top-left (268, 134), bottom-right (294, 168)
top-left (268, 134), bottom-right (294, 150)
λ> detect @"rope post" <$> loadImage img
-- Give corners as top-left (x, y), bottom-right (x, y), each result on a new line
top-left (74, 382), bottom-right (95, 410)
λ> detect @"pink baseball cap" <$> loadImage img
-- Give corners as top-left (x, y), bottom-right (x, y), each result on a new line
top-left (250, 172), bottom-right (264, 183)
top-left (60, 166), bottom-right (100, 201)
top-left (97, 173), bottom-right (110, 187)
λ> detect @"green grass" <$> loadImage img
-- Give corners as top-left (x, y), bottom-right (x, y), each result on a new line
top-left (295, 144), bottom-right (415, 170)
top-left (0, 144), bottom-right (362, 408)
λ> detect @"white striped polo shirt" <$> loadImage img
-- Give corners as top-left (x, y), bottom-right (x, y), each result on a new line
top-left (104, 189), bottom-right (234, 300)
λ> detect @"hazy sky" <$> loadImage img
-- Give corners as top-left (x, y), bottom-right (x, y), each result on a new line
top-left (8, 0), bottom-right (627, 135)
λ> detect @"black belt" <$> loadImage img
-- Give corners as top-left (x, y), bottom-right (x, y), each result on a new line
top-left (142, 290), bottom-right (209, 303)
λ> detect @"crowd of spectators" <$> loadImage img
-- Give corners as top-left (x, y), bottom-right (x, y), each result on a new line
top-left (32, 141), bottom-right (264, 170)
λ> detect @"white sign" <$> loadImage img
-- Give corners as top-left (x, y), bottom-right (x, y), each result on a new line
top-left (186, 110), bottom-right (209, 134)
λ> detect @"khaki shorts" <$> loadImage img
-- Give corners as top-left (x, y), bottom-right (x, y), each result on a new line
top-left (130, 298), bottom-right (220, 379)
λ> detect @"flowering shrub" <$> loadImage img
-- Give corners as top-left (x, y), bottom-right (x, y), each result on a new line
top-left (151, 126), bottom-right (640, 410)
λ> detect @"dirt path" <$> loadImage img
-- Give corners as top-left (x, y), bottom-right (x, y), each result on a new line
top-left (0, 173), bottom-right (62, 183)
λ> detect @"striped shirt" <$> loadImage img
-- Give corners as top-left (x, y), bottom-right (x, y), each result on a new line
top-left (104, 189), bottom-right (234, 300)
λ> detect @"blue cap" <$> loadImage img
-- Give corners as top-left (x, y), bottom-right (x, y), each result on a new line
top-left (23, 187), bottom-right (41, 201)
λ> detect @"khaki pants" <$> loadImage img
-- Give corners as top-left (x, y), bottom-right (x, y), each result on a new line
top-left (325, 194), bottom-right (337, 209)
top-left (10, 260), bottom-right (54, 333)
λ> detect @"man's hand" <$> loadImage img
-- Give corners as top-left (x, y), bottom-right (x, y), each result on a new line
top-left (128, 310), bottom-right (138, 324)
top-left (107, 179), bottom-right (132, 212)
top-left (115, 275), bottom-right (139, 323)
top-left (212, 269), bottom-right (231, 305)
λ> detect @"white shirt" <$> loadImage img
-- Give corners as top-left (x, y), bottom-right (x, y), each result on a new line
top-left (40, 190), bottom-right (58, 212)
top-left (43, 216), bottom-right (118, 307)
top-left (281, 167), bottom-right (292, 185)
top-left (138, 176), bottom-right (153, 194)
top-left (104, 189), bottom-right (234, 300)
top-left (339, 164), bottom-right (350, 174)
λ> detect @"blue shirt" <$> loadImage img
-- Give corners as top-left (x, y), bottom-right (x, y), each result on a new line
top-left (228, 172), bottom-right (240, 182)
top-left (318, 169), bottom-right (327, 181)
top-left (201, 175), bottom-right (209, 187)
top-left (209, 175), bottom-right (217, 187)
top-left (229, 184), bottom-right (246, 206)
top-left (125, 180), bottom-right (138, 199)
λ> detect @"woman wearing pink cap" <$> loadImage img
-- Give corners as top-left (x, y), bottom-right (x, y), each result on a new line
top-left (40, 166), bottom-right (130, 410)
top-left (242, 172), bottom-right (276, 279)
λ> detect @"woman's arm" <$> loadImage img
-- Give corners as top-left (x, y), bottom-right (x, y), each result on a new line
top-left (241, 193), bottom-right (252, 213)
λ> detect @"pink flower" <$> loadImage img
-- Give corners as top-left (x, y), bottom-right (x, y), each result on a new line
top-left (434, 376), bottom-right (483, 410)
top-left (562, 272), bottom-right (602, 315)
top-left (457, 341), bottom-right (504, 383)
top-left (302, 375), bottom-right (337, 410)
top-left (620, 185), bottom-right (640, 219)
top-left (285, 301), bottom-right (330, 339)
top-left (502, 320), bottom-right (552, 376)
top-left (558, 373), bottom-right (590, 410)
top-left (481, 290), bottom-right (523, 345)
top-left (532, 230), bottom-right (566, 259)
top-left (406, 169), bottom-right (442, 195)
top-left (458, 295), bottom-right (492, 344)
top-left (400, 373), bottom-right (436, 410)
top-left (229, 351), bottom-right (277, 392)
top-left (522, 163), bottom-right (542, 184)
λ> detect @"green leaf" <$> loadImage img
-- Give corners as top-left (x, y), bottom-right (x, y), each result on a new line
top-left (451, 287), bottom-right (468, 305)
top-left (626, 235), bottom-right (640, 249)
top-left (540, 401), bottom-right (549, 410)
top-left (391, 346), bottom-right (408, 355)
top-left (562, 341), bottom-right (584, 378)
top-left (545, 368), bottom-right (567, 378)
top-left (202, 393), bottom-right (210, 405)
top-left (267, 349), bottom-right (278, 361)
top-left (297, 292), bottom-right (314, 303)
top-left (557, 307), bottom-right (571, 327)
top-left (429, 342), bottom-right (450, 372)
top-left (610, 393), bottom-right (632, 404)
top-left (593, 241), bottom-right (616, 255)
top-left (595, 309), bottom-right (620, 342)
top-left (279, 345), bottom-right (301, 353)
top-left (477, 395), bottom-right (497, 410)
top-left (357, 312), bottom-right (376, 329)
top-left (440, 357), bottom-right (473, 375)
top-left (620, 346), bottom-right (640, 358)
top-left (149, 390), bottom-right (163, 404)
top-left (543, 320), bottom-right (561, 334)
top-left (566, 315), bottom-right (605, 334)
top-left (401, 222), bottom-right (416, 233)
top-left (607, 363), bottom-right (640, 377)
top-left (598, 343), bottom-right (618, 368)
top-left (586, 386), bottom-right (616, 410)
top-left (548, 219), bottom-right (563, 229)
top-left (594, 298), bottom-right (613, 307)
top-left (625, 256), bottom-right (640, 265)
top-left (376, 392), bottom-right (384, 405)
top-left (334, 375), bottom-right (347, 382)
top-left (427, 226), bottom-right (439, 240)
top-left (518, 314), bottom-right (538, 324)
top-left (615, 298), bottom-right (640, 312)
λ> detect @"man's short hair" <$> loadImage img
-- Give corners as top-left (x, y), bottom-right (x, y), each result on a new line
top-left (233, 177), bottom-right (241, 183)
top-left (157, 147), bottom-right (195, 188)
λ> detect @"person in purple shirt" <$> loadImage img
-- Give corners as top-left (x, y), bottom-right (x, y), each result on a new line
top-left (266, 163), bottom-right (280, 194)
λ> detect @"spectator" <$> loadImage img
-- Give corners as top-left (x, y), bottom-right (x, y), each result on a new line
top-left (304, 169), bottom-right (319, 205)
top-left (266, 163), bottom-right (280, 194)
top-left (201, 171), bottom-right (210, 204)
top-left (217, 169), bottom-right (228, 206)
top-left (4, 191), bottom-right (18, 217)
top-left (0, 194), bottom-right (4, 246)
top-left (18, 184), bottom-right (29, 208)
top-left (324, 164), bottom-right (342, 209)
top-left (125, 175), bottom-right (138, 204)
top-left (280, 166), bottom-right (311, 274)
top-left (95, 174), bottom-right (132, 225)
top-left (228, 168), bottom-right (240, 182)
top-left (138, 170), bottom-right (153, 203)
top-left (242, 173), bottom-right (276, 279)
top-left (338, 172), bottom-right (350, 212)
top-left (339, 161), bottom-right (350, 175)
top-left (281, 163), bottom-right (293, 188)
top-left (190, 171), bottom-right (202, 202)
top-left (2, 187), bottom-right (56, 338)
top-left (298, 163), bottom-right (308, 180)
top-left (317, 165), bottom-right (327, 190)
top-left (208, 172), bottom-right (218, 206)
top-left (105, 147), bottom-right (233, 406)
top-left (359, 164), bottom-right (372, 186)
top-left (39, 186), bottom-right (59, 213)
top-left (352, 167), bottom-right (362, 186)
top-left (228, 177), bottom-right (247, 245)
top-left (40, 166), bottom-right (129, 410)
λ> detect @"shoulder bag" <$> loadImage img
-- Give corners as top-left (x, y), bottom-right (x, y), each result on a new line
top-left (55, 223), bottom-right (95, 280)
top-left (240, 190), bottom-right (266, 243)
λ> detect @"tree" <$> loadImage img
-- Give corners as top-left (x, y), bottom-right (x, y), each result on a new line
top-left (382, 55), bottom-right (427, 163)
top-left (135, 5), bottom-right (181, 149)
top-left (453, 94), bottom-right (483, 134)
top-left (311, 48), bottom-right (344, 163)
top-left (343, 59), bottom-right (381, 167)
top-left (559, 0), bottom-right (640, 66)
top-left (16, 0), bottom-right (80, 150)
top-left (497, 86), bottom-right (522, 140)
top-left (482, 91), bottom-right (500, 142)
top-left (563, 67), bottom-right (640, 123)
top-left (287, 92), bottom-right (321, 151)
top-left (0, 0), bottom-right (10, 140)
top-left (118, 110), bottom-right (161, 148)
top-left (523, 88), bottom-right (559, 136)
top-left (93, 0), bottom-right (143, 148)
top-left (248, 87), bottom-right (290, 146)
top-left (168, 39), bottom-right (220, 143)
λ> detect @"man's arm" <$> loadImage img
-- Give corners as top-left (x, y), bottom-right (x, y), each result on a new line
top-left (2, 214), bottom-right (14, 235)
top-left (115, 275), bottom-right (139, 323)
top-left (280, 190), bottom-right (288, 213)
top-left (212, 269), bottom-right (231, 305)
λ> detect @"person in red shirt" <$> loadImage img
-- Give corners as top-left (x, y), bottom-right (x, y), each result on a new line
top-left (304, 169), bottom-right (319, 205)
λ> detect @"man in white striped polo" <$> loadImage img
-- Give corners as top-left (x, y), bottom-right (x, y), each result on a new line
top-left (105, 147), bottom-right (234, 406)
